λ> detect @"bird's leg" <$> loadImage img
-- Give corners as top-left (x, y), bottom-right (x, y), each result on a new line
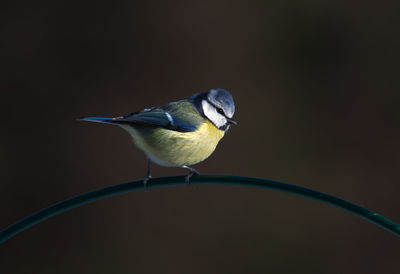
top-left (182, 166), bottom-right (200, 184)
top-left (143, 158), bottom-right (152, 189)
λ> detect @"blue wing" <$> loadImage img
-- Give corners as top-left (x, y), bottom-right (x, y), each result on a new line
top-left (115, 111), bottom-right (198, 132)
top-left (78, 111), bottom-right (198, 132)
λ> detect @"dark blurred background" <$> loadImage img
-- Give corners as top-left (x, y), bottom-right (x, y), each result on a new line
top-left (1, 1), bottom-right (399, 273)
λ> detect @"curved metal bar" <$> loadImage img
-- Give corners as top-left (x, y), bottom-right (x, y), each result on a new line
top-left (1, 175), bottom-right (399, 243)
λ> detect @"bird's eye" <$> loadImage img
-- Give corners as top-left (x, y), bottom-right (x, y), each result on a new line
top-left (217, 108), bottom-right (224, 115)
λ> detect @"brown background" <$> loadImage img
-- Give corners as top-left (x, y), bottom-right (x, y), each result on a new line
top-left (1, 1), bottom-right (399, 273)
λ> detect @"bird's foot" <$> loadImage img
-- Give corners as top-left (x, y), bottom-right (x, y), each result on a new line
top-left (143, 174), bottom-right (152, 191)
top-left (182, 166), bottom-right (200, 185)
top-left (143, 158), bottom-right (152, 191)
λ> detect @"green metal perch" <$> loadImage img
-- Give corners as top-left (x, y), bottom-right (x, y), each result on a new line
top-left (1, 175), bottom-right (399, 244)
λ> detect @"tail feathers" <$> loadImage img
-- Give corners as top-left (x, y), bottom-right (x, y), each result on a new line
top-left (77, 116), bottom-right (115, 124)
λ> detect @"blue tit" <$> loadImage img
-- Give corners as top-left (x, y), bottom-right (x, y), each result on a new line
top-left (78, 88), bottom-right (236, 185)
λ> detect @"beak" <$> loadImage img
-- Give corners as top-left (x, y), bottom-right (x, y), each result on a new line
top-left (227, 118), bottom-right (237, 125)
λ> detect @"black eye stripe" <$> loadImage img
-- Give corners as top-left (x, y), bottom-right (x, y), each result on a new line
top-left (206, 99), bottom-right (226, 116)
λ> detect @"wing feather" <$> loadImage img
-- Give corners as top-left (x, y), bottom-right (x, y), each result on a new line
top-left (113, 111), bottom-right (198, 132)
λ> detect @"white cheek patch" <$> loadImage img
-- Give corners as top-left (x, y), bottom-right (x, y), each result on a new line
top-left (201, 100), bottom-right (227, 128)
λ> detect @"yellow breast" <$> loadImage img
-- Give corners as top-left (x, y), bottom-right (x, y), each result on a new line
top-left (123, 120), bottom-right (225, 167)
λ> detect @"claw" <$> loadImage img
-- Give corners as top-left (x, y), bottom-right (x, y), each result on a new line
top-left (143, 174), bottom-right (152, 190)
top-left (185, 173), bottom-right (193, 184)
top-left (182, 166), bottom-right (200, 185)
top-left (143, 158), bottom-right (152, 190)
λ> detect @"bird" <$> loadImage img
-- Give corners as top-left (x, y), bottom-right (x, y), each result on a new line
top-left (78, 88), bottom-right (236, 186)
